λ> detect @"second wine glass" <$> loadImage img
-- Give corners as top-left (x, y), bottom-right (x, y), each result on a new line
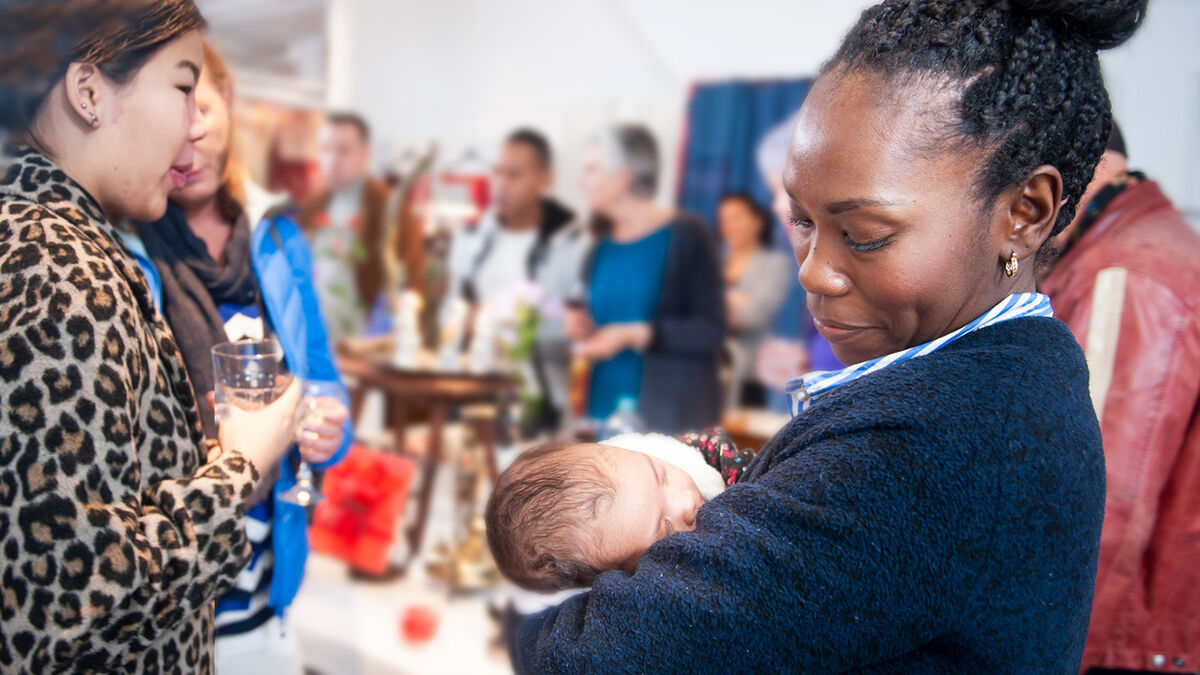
top-left (279, 380), bottom-right (346, 507)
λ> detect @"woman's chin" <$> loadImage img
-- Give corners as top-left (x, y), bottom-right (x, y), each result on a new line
top-left (169, 181), bottom-right (214, 205)
top-left (125, 192), bottom-right (170, 224)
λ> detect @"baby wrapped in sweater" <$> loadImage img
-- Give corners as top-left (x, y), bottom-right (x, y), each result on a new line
top-left (485, 430), bottom-right (751, 591)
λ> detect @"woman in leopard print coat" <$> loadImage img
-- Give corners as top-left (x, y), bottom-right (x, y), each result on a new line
top-left (0, 2), bottom-right (300, 672)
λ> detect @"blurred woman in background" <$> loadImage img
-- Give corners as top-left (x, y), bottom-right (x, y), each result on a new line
top-left (717, 192), bottom-right (792, 408)
top-left (568, 124), bottom-right (725, 434)
top-left (135, 43), bottom-right (351, 674)
top-left (0, 1), bottom-right (301, 671)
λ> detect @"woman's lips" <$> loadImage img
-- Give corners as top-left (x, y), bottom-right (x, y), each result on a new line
top-left (168, 165), bottom-right (191, 190)
top-left (812, 317), bottom-right (872, 341)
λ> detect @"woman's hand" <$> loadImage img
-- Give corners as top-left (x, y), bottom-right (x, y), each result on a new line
top-left (296, 396), bottom-right (350, 464)
top-left (756, 338), bottom-right (811, 392)
top-left (216, 378), bottom-right (302, 477)
top-left (574, 323), bottom-right (653, 361)
top-left (564, 307), bottom-right (594, 340)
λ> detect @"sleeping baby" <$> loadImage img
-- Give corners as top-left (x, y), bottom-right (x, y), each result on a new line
top-left (484, 430), bottom-right (752, 592)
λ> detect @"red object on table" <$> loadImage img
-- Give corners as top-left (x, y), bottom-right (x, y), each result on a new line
top-left (309, 444), bottom-right (415, 575)
top-left (400, 605), bottom-right (439, 644)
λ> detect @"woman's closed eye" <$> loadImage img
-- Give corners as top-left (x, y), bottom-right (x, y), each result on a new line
top-left (844, 233), bottom-right (892, 252)
top-left (663, 517), bottom-right (675, 536)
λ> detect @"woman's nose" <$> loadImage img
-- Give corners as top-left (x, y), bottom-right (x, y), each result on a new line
top-left (186, 104), bottom-right (206, 144)
top-left (797, 228), bottom-right (850, 297)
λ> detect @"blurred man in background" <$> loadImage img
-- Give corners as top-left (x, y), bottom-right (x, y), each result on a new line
top-left (299, 112), bottom-right (424, 342)
top-left (445, 128), bottom-right (589, 431)
top-left (1039, 123), bottom-right (1200, 675)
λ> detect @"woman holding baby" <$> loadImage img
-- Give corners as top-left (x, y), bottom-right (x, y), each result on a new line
top-left (505, 0), bottom-right (1144, 671)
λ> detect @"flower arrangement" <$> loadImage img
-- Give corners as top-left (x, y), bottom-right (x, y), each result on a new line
top-left (489, 280), bottom-right (550, 434)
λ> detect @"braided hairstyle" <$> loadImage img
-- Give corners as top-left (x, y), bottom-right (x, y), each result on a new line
top-left (824, 0), bottom-right (1146, 240)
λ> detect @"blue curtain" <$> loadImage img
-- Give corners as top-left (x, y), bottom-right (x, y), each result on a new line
top-left (677, 79), bottom-right (811, 231)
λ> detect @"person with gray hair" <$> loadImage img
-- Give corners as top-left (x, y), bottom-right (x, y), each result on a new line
top-left (566, 123), bottom-right (725, 433)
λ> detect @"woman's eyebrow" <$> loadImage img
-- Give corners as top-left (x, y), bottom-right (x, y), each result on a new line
top-left (824, 198), bottom-right (901, 215)
top-left (177, 59), bottom-right (200, 82)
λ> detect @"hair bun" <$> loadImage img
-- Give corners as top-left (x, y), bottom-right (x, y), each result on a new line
top-left (1010, 0), bottom-right (1148, 49)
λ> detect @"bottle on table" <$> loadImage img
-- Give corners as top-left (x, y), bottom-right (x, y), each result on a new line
top-left (600, 396), bottom-right (644, 441)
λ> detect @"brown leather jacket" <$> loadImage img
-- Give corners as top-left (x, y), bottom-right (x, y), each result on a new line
top-left (296, 177), bottom-right (424, 309)
top-left (1042, 180), bottom-right (1200, 673)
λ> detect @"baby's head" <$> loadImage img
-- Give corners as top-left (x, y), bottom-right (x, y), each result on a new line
top-left (485, 440), bottom-right (704, 592)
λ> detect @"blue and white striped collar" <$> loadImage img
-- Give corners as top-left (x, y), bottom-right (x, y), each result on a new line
top-left (784, 292), bottom-right (1054, 416)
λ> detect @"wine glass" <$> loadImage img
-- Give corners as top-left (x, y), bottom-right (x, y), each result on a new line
top-left (211, 340), bottom-right (290, 423)
top-left (279, 380), bottom-right (346, 507)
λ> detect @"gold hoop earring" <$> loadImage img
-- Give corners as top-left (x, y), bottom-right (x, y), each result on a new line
top-left (1004, 251), bottom-right (1019, 278)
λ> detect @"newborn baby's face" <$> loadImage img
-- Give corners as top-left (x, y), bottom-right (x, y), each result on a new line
top-left (588, 444), bottom-right (705, 572)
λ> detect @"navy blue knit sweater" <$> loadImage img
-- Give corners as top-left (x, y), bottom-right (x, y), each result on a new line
top-left (514, 317), bottom-right (1105, 673)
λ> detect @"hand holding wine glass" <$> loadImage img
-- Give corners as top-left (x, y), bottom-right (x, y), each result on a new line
top-left (280, 380), bottom-right (349, 506)
top-left (216, 377), bottom-right (301, 476)
top-left (211, 340), bottom-right (301, 490)
top-left (294, 386), bottom-right (350, 464)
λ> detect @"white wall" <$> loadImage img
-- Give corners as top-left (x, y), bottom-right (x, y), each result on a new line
top-left (328, 0), bottom-right (1199, 220)
top-left (1101, 0), bottom-right (1200, 221)
top-left (326, 0), bottom-right (867, 209)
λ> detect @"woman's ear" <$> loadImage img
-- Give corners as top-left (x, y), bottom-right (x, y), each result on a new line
top-left (62, 62), bottom-right (103, 129)
top-left (999, 164), bottom-right (1063, 264)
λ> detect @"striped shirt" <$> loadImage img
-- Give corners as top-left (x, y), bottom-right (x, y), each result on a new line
top-left (214, 501), bottom-right (274, 635)
top-left (214, 302), bottom-right (275, 635)
top-left (785, 293), bottom-right (1054, 416)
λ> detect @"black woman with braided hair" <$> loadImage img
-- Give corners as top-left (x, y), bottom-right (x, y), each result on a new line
top-left (507, 0), bottom-right (1146, 672)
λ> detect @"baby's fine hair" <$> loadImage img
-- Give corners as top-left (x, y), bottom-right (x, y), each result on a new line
top-left (484, 441), bottom-right (616, 592)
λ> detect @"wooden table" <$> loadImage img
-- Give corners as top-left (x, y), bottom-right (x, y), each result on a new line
top-left (337, 354), bottom-right (519, 566)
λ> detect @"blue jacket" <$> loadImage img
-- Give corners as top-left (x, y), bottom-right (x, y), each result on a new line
top-left (251, 213), bottom-right (352, 614)
top-left (129, 214), bottom-right (352, 615)
top-left (515, 318), bottom-right (1105, 673)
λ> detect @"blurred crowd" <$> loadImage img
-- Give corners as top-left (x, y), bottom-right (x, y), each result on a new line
top-left (261, 96), bottom-right (813, 438)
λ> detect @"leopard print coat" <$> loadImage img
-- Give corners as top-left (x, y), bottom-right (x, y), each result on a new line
top-left (0, 148), bottom-right (259, 673)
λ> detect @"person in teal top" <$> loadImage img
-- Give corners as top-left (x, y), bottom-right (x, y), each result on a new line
top-left (587, 226), bottom-right (672, 419)
top-left (569, 124), bottom-right (725, 433)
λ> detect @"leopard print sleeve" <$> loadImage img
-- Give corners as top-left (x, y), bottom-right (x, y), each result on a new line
top-left (0, 171), bottom-right (258, 673)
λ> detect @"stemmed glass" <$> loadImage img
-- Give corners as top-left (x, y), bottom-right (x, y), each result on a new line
top-left (278, 380), bottom-right (346, 507)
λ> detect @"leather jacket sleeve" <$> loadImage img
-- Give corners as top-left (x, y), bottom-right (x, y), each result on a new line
top-left (1063, 266), bottom-right (1200, 642)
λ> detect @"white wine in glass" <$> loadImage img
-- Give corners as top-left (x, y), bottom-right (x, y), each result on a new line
top-left (211, 340), bottom-right (290, 423)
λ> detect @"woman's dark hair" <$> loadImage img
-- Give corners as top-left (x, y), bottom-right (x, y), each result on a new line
top-left (0, 0), bottom-right (206, 137)
top-left (824, 0), bottom-right (1146, 242)
top-left (719, 191), bottom-right (774, 248)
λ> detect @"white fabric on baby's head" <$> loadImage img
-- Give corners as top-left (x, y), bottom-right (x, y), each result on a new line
top-left (603, 433), bottom-right (726, 501)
